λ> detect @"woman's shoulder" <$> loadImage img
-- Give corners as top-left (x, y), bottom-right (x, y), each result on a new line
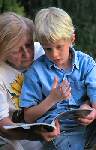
top-left (34, 42), bottom-right (45, 60)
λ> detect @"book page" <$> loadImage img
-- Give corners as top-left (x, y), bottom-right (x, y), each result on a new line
top-left (3, 122), bottom-right (56, 132)
top-left (56, 109), bottom-right (92, 120)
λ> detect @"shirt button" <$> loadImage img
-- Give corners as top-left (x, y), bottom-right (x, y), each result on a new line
top-left (69, 144), bottom-right (71, 147)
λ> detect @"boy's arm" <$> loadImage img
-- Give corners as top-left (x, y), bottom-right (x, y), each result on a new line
top-left (24, 94), bottom-right (58, 123)
top-left (78, 59), bottom-right (96, 125)
top-left (24, 77), bottom-right (71, 123)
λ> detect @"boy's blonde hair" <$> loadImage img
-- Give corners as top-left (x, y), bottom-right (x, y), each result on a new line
top-left (34, 7), bottom-right (75, 44)
top-left (0, 12), bottom-right (34, 61)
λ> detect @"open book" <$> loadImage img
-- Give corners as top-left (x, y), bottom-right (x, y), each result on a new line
top-left (3, 122), bottom-right (56, 132)
top-left (3, 109), bottom-right (92, 132)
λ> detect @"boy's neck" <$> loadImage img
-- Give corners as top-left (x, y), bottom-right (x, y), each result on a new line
top-left (60, 52), bottom-right (72, 69)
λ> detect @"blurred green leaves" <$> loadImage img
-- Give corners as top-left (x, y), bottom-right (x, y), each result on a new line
top-left (0, 0), bottom-right (96, 57)
top-left (0, 0), bottom-right (25, 15)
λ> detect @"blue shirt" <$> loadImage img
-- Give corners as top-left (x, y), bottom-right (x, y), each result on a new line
top-left (20, 48), bottom-right (96, 126)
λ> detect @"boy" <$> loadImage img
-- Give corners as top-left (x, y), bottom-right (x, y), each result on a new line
top-left (20, 7), bottom-right (96, 150)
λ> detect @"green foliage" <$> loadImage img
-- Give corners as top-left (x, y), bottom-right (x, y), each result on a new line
top-left (19, 0), bottom-right (96, 57)
top-left (61, 0), bottom-right (96, 57)
top-left (1, 0), bottom-right (96, 57)
top-left (0, 0), bottom-right (25, 15)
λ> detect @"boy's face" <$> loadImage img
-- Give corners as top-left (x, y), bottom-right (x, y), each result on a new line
top-left (42, 38), bottom-right (74, 69)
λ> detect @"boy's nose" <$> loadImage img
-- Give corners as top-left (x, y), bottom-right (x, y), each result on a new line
top-left (51, 49), bottom-right (59, 58)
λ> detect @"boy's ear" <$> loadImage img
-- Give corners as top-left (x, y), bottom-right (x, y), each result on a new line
top-left (71, 33), bottom-right (75, 43)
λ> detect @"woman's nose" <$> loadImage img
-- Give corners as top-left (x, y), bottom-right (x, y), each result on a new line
top-left (24, 50), bottom-right (31, 58)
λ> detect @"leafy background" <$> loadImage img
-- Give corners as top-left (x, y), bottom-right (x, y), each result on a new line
top-left (0, 0), bottom-right (96, 58)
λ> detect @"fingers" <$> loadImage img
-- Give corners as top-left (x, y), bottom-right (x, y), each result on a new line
top-left (61, 80), bottom-right (70, 93)
top-left (77, 108), bottom-right (96, 125)
top-left (50, 77), bottom-right (71, 102)
top-left (78, 117), bottom-right (93, 125)
top-left (55, 119), bottom-right (60, 135)
top-left (52, 76), bottom-right (58, 89)
top-left (60, 86), bottom-right (71, 99)
top-left (80, 103), bottom-right (92, 110)
top-left (40, 131), bottom-right (56, 142)
top-left (58, 80), bottom-right (71, 99)
top-left (39, 120), bottom-right (60, 142)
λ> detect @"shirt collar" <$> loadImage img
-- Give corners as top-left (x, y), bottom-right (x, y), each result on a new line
top-left (71, 47), bottom-right (79, 70)
top-left (44, 56), bottom-right (55, 69)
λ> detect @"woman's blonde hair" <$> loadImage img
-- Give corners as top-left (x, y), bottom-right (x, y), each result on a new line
top-left (34, 7), bottom-right (75, 44)
top-left (0, 12), bottom-right (34, 61)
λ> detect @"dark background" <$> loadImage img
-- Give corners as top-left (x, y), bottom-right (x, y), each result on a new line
top-left (0, 0), bottom-right (96, 58)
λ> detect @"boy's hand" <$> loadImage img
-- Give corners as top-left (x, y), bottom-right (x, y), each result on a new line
top-left (49, 76), bottom-right (71, 103)
top-left (78, 104), bottom-right (96, 125)
top-left (38, 119), bottom-right (60, 142)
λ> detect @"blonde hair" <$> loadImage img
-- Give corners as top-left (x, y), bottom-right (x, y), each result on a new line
top-left (0, 12), bottom-right (34, 61)
top-left (34, 7), bottom-right (75, 44)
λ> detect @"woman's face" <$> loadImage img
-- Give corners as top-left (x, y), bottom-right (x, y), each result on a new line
top-left (7, 38), bottom-right (34, 70)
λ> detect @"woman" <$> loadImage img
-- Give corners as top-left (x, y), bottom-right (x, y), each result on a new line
top-left (0, 12), bottom-right (60, 150)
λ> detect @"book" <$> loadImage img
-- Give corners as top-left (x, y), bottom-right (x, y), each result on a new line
top-left (3, 122), bottom-right (56, 132)
top-left (3, 109), bottom-right (92, 132)
top-left (56, 109), bottom-right (92, 120)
